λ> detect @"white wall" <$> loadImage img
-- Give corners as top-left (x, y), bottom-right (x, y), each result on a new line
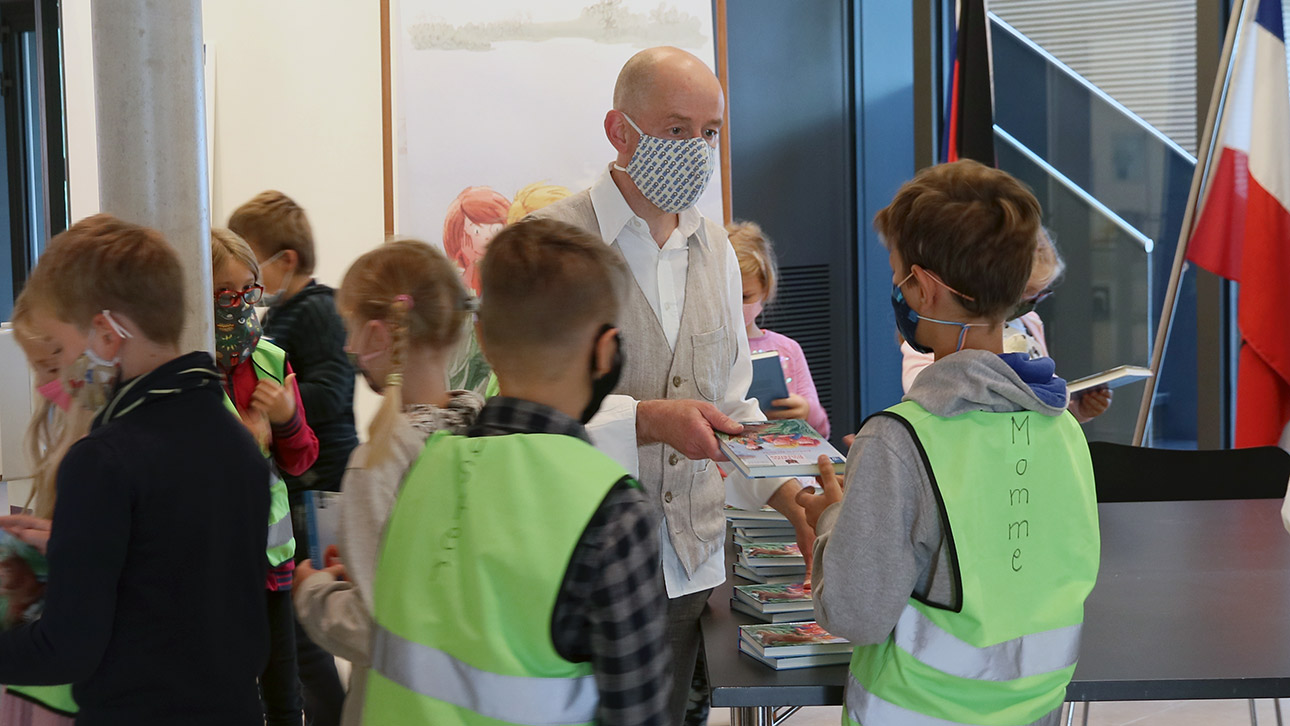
top-left (59, 0), bottom-right (386, 433)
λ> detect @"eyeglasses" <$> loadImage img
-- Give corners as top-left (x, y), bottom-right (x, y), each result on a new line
top-left (1012, 289), bottom-right (1054, 318)
top-left (215, 285), bottom-right (264, 308)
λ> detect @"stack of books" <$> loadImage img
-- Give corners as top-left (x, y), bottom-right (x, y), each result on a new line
top-left (735, 541), bottom-right (807, 584)
top-left (731, 582), bottom-right (813, 623)
top-left (726, 506), bottom-right (804, 584)
top-left (738, 622), bottom-right (851, 670)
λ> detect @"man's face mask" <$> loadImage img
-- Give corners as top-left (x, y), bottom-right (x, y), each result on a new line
top-left (612, 114), bottom-right (717, 215)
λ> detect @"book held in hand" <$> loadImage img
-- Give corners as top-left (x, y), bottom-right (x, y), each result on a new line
top-left (748, 350), bottom-right (791, 413)
top-left (717, 419), bottom-right (845, 479)
top-left (0, 531), bottom-right (46, 630)
top-left (1067, 365), bottom-right (1153, 395)
top-left (303, 490), bottom-right (343, 566)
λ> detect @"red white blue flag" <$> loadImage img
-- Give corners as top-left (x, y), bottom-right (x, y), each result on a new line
top-left (1186, 0), bottom-right (1290, 447)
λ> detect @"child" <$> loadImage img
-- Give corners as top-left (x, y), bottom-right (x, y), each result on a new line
top-left (293, 239), bottom-right (484, 726)
top-left (729, 221), bottom-right (831, 438)
top-left (0, 214), bottom-right (271, 725)
top-left (800, 161), bottom-right (1100, 726)
top-left (211, 228), bottom-right (319, 726)
top-left (901, 229), bottom-right (1113, 423)
top-left (228, 190), bottom-right (352, 723)
top-left (0, 297), bottom-right (91, 725)
top-left (361, 219), bottom-right (670, 726)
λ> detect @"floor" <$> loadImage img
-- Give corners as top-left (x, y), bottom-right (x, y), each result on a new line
top-left (708, 700), bottom-right (1289, 725)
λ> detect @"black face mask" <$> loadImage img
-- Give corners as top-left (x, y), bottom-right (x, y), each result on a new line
top-left (581, 325), bottom-right (625, 424)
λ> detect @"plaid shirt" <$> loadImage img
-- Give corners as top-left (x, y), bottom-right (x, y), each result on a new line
top-left (469, 397), bottom-right (670, 726)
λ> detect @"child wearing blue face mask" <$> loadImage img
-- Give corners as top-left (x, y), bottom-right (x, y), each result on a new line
top-left (900, 228), bottom-right (1113, 422)
top-left (799, 161), bottom-right (1100, 726)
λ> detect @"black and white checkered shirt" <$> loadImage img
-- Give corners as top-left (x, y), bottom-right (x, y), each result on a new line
top-left (468, 397), bottom-right (670, 726)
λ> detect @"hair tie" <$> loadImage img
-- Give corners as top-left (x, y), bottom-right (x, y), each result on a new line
top-left (385, 372), bottom-right (404, 387)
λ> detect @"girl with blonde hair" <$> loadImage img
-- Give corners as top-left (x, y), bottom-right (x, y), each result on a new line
top-left (293, 238), bottom-right (482, 726)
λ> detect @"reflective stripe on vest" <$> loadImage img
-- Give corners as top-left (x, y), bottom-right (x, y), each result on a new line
top-left (371, 624), bottom-right (597, 726)
top-left (222, 339), bottom-right (296, 566)
top-left (846, 670), bottom-right (965, 726)
top-left (892, 606), bottom-right (1082, 682)
top-left (266, 507), bottom-right (294, 552)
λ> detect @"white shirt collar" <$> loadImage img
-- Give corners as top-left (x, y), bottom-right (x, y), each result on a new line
top-left (588, 165), bottom-right (704, 246)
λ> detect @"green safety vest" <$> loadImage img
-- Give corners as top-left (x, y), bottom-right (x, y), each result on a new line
top-left (6, 683), bottom-right (77, 716)
top-left (220, 340), bottom-right (296, 567)
top-left (364, 431), bottom-right (635, 726)
top-left (845, 401), bottom-right (1099, 726)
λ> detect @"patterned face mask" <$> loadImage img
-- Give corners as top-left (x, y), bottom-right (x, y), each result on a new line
top-left (65, 310), bottom-right (133, 414)
top-left (214, 297), bottom-right (263, 370)
top-left (613, 113), bottom-right (717, 214)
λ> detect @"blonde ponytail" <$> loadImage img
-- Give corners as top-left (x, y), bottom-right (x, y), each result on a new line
top-left (363, 295), bottom-right (412, 467)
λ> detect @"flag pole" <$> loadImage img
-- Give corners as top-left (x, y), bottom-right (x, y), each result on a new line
top-left (1133, 0), bottom-right (1250, 445)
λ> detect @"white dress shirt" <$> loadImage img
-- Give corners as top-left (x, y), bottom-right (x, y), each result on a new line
top-left (584, 166), bottom-right (791, 598)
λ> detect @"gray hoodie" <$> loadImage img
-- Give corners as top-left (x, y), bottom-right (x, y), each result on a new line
top-left (812, 350), bottom-right (1070, 726)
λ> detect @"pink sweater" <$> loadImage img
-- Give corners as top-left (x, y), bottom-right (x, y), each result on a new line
top-left (748, 329), bottom-right (831, 439)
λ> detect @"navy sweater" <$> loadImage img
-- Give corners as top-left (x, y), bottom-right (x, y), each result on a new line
top-left (0, 353), bottom-right (270, 726)
top-left (263, 281), bottom-right (358, 495)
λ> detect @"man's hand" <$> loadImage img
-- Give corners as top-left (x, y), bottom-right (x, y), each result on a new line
top-left (637, 399), bottom-right (743, 461)
top-left (0, 515), bottom-right (51, 555)
top-left (795, 455), bottom-right (845, 532)
top-left (766, 480), bottom-right (815, 583)
top-left (766, 394), bottom-right (810, 421)
top-left (1069, 387), bottom-right (1112, 423)
top-left (253, 373), bottom-right (298, 425)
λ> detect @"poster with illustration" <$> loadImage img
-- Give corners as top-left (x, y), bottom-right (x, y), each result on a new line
top-left (394, 0), bottom-right (725, 394)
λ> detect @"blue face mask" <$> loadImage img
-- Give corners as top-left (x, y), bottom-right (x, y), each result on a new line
top-left (891, 272), bottom-right (988, 355)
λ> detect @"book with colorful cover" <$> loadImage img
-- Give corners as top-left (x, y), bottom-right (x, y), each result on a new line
top-left (737, 542), bottom-right (805, 569)
top-left (738, 621), bottom-right (851, 658)
top-left (738, 642), bottom-right (852, 670)
top-left (730, 598), bottom-right (816, 624)
top-left (733, 582), bottom-right (813, 613)
top-left (0, 530), bottom-right (47, 630)
top-left (717, 420), bottom-right (845, 479)
top-left (732, 564), bottom-right (804, 585)
top-left (304, 490), bottom-right (343, 566)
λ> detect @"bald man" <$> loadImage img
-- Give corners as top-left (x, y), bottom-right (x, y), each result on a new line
top-left (531, 46), bottom-right (810, 721)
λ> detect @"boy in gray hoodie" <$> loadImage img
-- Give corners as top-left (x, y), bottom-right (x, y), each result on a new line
top-left (800, 160), bottom-right (1100, 726)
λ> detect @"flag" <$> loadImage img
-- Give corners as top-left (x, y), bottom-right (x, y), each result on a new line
top-left (1186, 0), bottom-right (1290, 447)
top-left (944, 0), bottom-right (996, 165)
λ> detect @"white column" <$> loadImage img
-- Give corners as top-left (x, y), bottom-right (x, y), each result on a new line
top-left (91, 0), bottom-right (212, 354)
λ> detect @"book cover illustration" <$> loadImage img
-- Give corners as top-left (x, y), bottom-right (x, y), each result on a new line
top-left (739, 621), bottom-right (850, 657)
top-left (0, 531), bottom-right (47, 630)
top-left (734, 582), bottom-right (812, 605)
top-left (739, 542), bottom-right (802, 560)
top-left (717, 420), bottom-right (844, 478)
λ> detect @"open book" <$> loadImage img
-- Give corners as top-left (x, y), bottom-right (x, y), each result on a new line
top-left (1067, 365), bottom-right (1154, 395)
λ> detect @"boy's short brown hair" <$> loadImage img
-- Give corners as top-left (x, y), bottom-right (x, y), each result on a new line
top-left (478, 218), bottom-right (626, 375)
top-left (875, 160), bottom-right (1041, 320)
top-left (22, 214), bottom-right (185, 344)
top-left (227, 190), bottom-right (315, 275)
